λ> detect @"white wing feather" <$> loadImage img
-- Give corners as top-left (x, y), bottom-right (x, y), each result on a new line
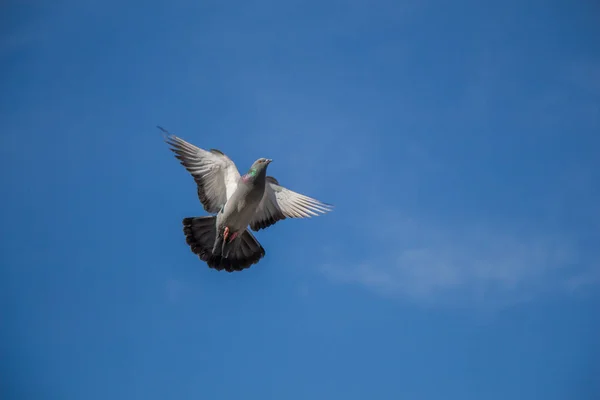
top-left (164, 132), bottom-right (240, 213)
top-left (249, 177), bottom-right (333, 231)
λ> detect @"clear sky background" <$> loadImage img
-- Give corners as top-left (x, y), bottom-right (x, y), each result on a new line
top-left (1, 1), bottom-right (599, 399)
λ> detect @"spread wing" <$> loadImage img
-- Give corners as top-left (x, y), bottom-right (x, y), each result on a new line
top-left (163, 130), bottom-right (240, 213)
top-left (249, 176), bottom-right (333, 231)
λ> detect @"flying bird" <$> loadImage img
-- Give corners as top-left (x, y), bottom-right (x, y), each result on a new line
top-left (160, 126), bottom-right (333, 272)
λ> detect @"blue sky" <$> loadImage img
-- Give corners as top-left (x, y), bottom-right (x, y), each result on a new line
top-left (1, 0), bottom-right (599, 399)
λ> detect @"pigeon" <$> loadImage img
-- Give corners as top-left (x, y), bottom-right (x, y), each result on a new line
top-left (160, 126), bottom-right (333, 272)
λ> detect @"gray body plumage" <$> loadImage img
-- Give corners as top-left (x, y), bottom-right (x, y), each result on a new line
top-left (212, 160), bottom-right (269, 258)
top-left (161, 126), bottom-right (333, 272)
top-left (217, 174), bottom-right (266, 232)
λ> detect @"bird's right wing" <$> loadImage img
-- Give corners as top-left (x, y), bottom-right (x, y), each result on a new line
top-left (249, 176), bottom-right (333, 231)
top-left (162, 128), bottom-right (240, 213)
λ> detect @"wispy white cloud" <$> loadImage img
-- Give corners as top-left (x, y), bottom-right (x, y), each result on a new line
top-left (564, 267), bottom-right (600, 293)
top-left (320, 213), bottom-right (597, 308)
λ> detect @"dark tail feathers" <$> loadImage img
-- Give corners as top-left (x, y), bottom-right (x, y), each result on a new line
top-left (182, 216), bottom-right (265, 272)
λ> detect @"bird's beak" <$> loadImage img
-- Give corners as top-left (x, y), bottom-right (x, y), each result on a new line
top-left (266, 159), bottom-right (272, 164)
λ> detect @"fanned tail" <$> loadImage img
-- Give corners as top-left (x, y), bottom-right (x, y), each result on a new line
top-left (182, 217), bottom-right (265, 272)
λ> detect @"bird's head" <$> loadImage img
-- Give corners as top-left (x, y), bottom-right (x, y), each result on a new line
top-left (245, 158), bottom-right (272, 179)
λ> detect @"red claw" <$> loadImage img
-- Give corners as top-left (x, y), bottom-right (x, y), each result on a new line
top-left (223, 227), bottom-right (230, 241)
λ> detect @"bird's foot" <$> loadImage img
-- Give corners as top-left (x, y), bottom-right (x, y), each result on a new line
top-left (222, 227), bottom-right (238, 243)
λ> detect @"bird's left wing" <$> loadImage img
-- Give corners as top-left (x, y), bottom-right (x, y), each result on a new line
top-left (162, 128), bottom-right (240, 214)
top-left (249, 176), bottom-right (333, 231)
